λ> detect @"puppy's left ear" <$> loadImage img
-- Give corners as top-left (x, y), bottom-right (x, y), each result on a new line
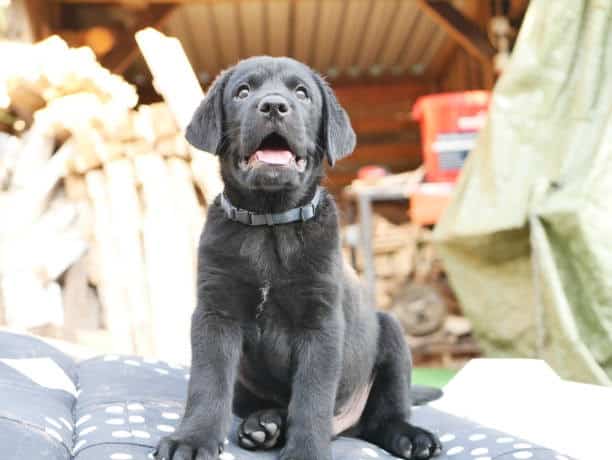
top-left (186, 69), bottom-right (232, 154)
top-left (315, 75), bottom-right (356, 166)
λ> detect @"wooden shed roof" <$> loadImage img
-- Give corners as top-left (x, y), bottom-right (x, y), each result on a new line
top-left (164, 0), bottom-right (447, 85)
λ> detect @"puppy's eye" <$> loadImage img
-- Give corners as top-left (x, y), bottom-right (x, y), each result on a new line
top-left (295, 86), bottom-right (308, 100)
top-left (236, 85), bottom-right (250, 99)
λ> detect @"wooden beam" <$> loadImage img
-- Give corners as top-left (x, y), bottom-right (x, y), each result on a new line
top-left (417, 0), bottom-right (495, 65)
top-left (22, 0), bottom-right (57, 41)
top-left (101, 4), bottom-right (176, 73)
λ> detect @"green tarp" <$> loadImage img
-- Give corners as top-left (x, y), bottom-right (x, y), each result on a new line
top-left (434, 0), bottom-right (612, 385)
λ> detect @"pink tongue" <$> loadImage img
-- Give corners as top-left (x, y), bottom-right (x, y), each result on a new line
top-left (255, 150), bottom-right (293, 165)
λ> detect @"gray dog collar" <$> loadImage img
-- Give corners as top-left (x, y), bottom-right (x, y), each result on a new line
top-left (220, 187), bottom-right (323, 226)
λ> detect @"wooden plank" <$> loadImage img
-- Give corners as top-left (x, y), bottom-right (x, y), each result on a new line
top-left (333, 79), bottom-right (432, 107)
top-left (104, 158), bottom-right (155, 356)
top-left (417, 0), bottom-right (495, 64)
top-left (292, 0), bottom-right (318, 64)
top-left (135, 27), bottom-right (224, 204)
top-left (335, 0), bottom-right (371, 72)
top-left (85, 170), bottom-right (134, 353)
top-left (134, 153), bottom-right (194, 363)
top-left (211, 2), bottom-right (240, 67)
top-left (240, 0), bottom-right (265, 56)
top-left (167, 157), bottom-right (205, 273)
top-left (312, 0), bottom-right (343, 70)
top-left (379, 0), bottom-right (420, 67)
top-left (267, 0), bottom-right (290, 57)
top-left (356, 0), bottom-right (397, 71)
top-left (101, 4), bottom-right (176, 73)
top-left (62, 256), bottom-right (102, 340)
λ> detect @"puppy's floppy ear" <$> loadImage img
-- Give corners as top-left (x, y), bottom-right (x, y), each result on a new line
top-left (315, 74), bottom-right (356, 166)
top-left (186, 69), bottom-right (232, 154)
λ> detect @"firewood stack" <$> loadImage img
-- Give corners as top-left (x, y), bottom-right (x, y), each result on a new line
top-left (0, 36), bottom-right (208, 363)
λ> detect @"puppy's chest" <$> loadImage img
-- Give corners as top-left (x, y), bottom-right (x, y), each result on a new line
top-left (241, 287), bottom-right (294, 382)
top-left (238, 225), bottom-right (309, 276)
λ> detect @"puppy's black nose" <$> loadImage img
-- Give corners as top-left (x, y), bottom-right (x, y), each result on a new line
top-left (258, 95), bottom-right (291, 118)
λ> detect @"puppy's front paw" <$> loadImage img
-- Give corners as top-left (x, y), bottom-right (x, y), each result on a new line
top-left (155, 434), bottom-right (223, 460)
top-left (238, 409), bottom-right (285, 450)
top-left (377, 420), bottom-right (442, 460)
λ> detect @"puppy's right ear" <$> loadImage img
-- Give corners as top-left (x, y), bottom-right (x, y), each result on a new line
top-left (185, 69), bottom-right (232, 154)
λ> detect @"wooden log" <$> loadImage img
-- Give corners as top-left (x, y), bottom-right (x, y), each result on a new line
top-left (10, 123), bottom-right (55, 188)
top-left (0, 273), bottom-right (63, 330)
top-left (85, 169), bottom-right (134, 353)
top-left (155, 133), bottom-right (189, 159)
top-left (136, 27), bottom-right (223, 204)
top-left (104, 158), bottom-right (155, 356)
top-left (134, 153), bottom-right (195, 363)
top-left (167, 157), bottom-right (205, 268)
top-left (62, 256), bottom-right (102, 340)
top-left (0, 133), bottom-right (21, 191)
top-left (0, 140), bottom-right (73, 240)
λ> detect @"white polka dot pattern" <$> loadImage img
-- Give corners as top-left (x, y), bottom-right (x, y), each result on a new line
top-left (439, 433), bottom-right (456, 443)
top-left (155, 368), bottom-right (169, 375)
top-left (105, 406), bottom-right (124, 414)
top-left (106, 418), bottom-right (125, 425)
top-left (162, 412), bottom-right (180, 420)
top-left (124, 360), bottom-right (140, 366)
top-left (110, 454), bottom-right (133, 460)
top-left (157, 424), bottom-right (175, 433)
top-left (76, 414), bottom-right (92, 427)
top-left (129, 415), bottom-right (145, 423)
top-left (447, 446), bottom-right (464, 456)
top-left (79, 426), bottom-right (97, 436)
top-left (514, 452), bottom-right (534, 459)
top-left (45, 427), bottom-right (62, 443)
top-left (471, 447), bottom-right (489, 455)
top-left (112, 430), bottom-right (132, 438)
top-left (133, 430), bottom-right (151, 439)
top-left (496, 436), bottom-right (514, 443)
top-left (59, 417), bottom-right (72, 430)
top-left (469, 433), bottom-right (487, 441)
top-left (128, 403), bottom-right (145, 411)
top-left (73, 439), bottom-right (87, 453)
top-left (219, 453), bottom-right (235, 460)
top-left (514, 443), bottom-right (532, 449)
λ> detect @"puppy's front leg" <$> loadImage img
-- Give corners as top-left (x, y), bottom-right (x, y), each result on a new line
top-left (281, 329), bottom-right (341, 460)
top-left (156, 308), bottom-right (241, 460)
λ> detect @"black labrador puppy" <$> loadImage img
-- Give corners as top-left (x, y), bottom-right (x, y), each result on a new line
top-left (155, 56), bottom-right (441, 460)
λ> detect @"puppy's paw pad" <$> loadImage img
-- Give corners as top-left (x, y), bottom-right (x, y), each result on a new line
top-left (382, 421), bottom-right (441, 459)
top-left (238, 409), bottom-right (285, 450)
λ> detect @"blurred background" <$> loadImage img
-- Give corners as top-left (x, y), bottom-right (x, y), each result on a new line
top-left (1, 0), bottom-right (610, 388)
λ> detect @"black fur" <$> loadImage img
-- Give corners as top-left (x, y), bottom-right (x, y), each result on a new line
top-left (155, 56), bottom-right (440, 460)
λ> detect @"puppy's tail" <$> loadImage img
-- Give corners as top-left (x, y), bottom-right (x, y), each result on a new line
top-left (411, 385), bottom-right (443, 405)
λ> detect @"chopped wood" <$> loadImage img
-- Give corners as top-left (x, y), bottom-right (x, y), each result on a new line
top-left (85, 170), bottom-right (134, 352)
top-left (103, 158), bottom-right (154, 356)
top-left (61, 256), bottom-right (101, 340)
top-left (134, 153), bottom-right (194, 363)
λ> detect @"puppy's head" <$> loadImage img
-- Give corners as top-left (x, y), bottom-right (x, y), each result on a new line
top-left (186, 56), bottom-right (355, 192)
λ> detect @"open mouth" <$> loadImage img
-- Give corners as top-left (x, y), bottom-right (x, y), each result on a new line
top-left (245, 133), bottom-right (307, 172)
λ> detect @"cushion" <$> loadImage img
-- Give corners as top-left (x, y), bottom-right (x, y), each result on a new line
top-left (0, 332), bottom-right (573, 460)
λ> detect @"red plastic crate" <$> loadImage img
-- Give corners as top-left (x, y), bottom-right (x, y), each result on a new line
top-left (412, 91), bottom-right (491, 182)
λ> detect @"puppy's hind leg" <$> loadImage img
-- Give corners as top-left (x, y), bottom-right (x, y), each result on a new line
top-left (358, 312), bottom-right (442, 460)
top-left (233, 381), bottom-right (287, 451)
